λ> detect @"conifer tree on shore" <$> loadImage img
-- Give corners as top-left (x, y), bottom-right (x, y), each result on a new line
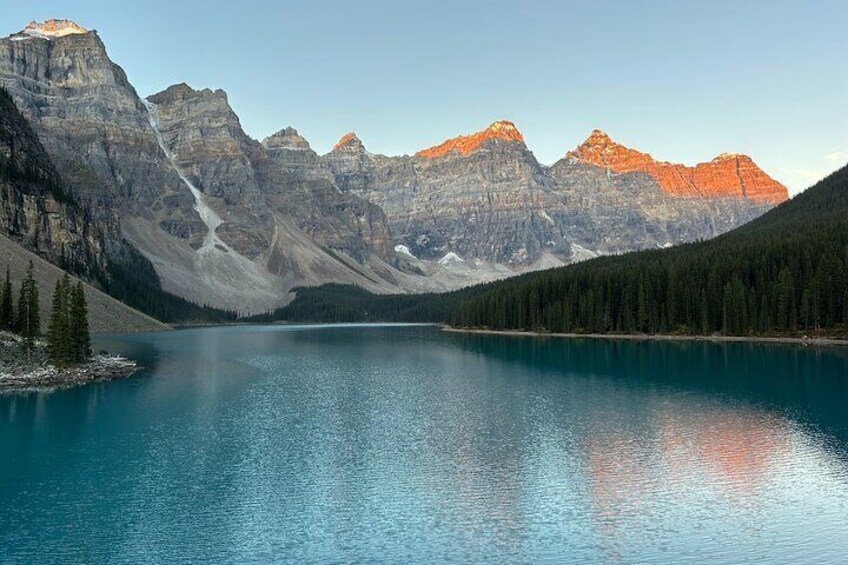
top-left (47, 275), bottom-right (91, 366)
top-left (69, 281), bottom-right (91, 363)
top-left (0, 267), bottom-right (13, 330)
top-left (47, 274), bottom-right (71, 366)
top-left (16, 261), bottom-right (39, 357)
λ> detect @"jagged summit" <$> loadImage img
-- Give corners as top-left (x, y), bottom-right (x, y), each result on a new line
top-left (333, 132), bottom-right (364, 152)
top-left (587, 127), bottom-right (612, 141)
top-left (19, 19), bottom-right (89, 39)
top-left (566, 130), bottom-right (788, 203)
top-left (263, 127), bottom-right (312, 151)
top-left (416, 120), bottom-right (525, 158)
top-left (147, 83), bottom-right (227, 105)
top-left (712, 152), bottom-right (746, 161)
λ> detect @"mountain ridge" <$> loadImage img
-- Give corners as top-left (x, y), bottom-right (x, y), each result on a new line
top-left (0, 19), bottom-right (790, 313)
top-left (566, 129), bottom-right (788, 203)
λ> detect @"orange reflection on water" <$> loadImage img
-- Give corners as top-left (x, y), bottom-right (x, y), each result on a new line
top-left (586, 399), bottom-right (791, 533)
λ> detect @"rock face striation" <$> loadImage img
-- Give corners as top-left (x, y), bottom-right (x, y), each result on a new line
top-left (322, 121), bottom-right (776, 270)
top-left (0, 87), bottom-right (108, 277)
top-left (0, 20), bottom-right (788, 312)
top-left (146, 84), bottom-right (396, 289)
top-left (0, 22), bottom-right (198, 260)
top-left (566, 129), bottom-right (788, 203)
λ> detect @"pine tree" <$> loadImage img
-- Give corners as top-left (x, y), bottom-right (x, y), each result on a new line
top-left (47, 274), bottom-right (71, 366)
top-left (0, 266), bottom-right (12, 331)
top-left (843, 289), bottom-right (848, 326)
top-left (16, 261), bottom-right (39, 357)
top-left (69, 282), bottom-right (91, 363)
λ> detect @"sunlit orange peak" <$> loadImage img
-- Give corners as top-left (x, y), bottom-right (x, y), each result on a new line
top-left (416, 120), bottom-right (525, 158)
top-left (333, 132), bottom-right (361, 151)
top-left (566, 130), bottom-right (788, 203)
top-left (23, 19), bottom-right (88, 38)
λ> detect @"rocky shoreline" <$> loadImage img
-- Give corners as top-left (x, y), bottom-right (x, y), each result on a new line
top-left (0, 332), bottom-right (140, 392)
top-left (0, 355), bottom-right (140, 392)
top-left (443, 327), bottom-right (848, 347)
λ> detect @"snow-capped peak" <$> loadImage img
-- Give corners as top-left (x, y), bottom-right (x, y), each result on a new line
top-left (21, 19), bottom-right (88, 39)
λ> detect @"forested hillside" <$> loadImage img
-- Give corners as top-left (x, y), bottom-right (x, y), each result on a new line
top-left (247, 284), bottom-right (467, 324)
top-left (451, 165), bottom-right (848, 336)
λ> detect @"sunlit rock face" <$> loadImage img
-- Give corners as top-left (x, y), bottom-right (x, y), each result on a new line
top-left (333, 132), bottom-right (365, 152)
top-left (325, 122), bottom-right (561, 264)
top-left (21, 19), bottom-right (89, 39)
top-left (416, 120), bottom-right (525, 158)
top-left (323, 122), bottom-right (777, 267)
top-left (566, 129), bottom-right (788, 203)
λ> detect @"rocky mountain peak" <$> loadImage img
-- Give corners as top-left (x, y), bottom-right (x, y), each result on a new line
top-left (712, 152), bottom-right (746, 162)
top-left (566, 131), bottom-right (788, 203)
top-left (20, 19), bottom-right (89, 39)
top-left (263, 127), bottom-right (312, 151)
top-left (333, 132), bottom-right (364, 152)
top-left (150, 82), bottom-right (196, 100)
top-left (147, 83), bottom-right (228, 106)
top-left (566, 128), bottom-right (647, 168)
top-left (585, 127), bottom-right (613, 144)
top-left (416, 120), bottom-right (525, 159)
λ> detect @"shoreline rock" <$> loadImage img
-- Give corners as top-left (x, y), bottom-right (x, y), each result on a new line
top-left (0, 355), bottom-right (141, 394)
top-left (0, 354), bottom-right (140, 393)
top-left (443, 326), bottom-right (848, 347)
top-left (0, 332), bottom-right (140, 393)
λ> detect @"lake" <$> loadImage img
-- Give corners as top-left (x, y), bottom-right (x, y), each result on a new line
top-left (2, 324), bottom-right (848, 563)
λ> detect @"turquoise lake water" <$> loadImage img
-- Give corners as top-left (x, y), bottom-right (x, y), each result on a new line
top-left (2, 324), bottom-right (848, 563)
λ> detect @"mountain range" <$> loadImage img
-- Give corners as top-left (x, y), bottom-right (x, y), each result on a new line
top-left (0, 20), bottom-right (788, 315)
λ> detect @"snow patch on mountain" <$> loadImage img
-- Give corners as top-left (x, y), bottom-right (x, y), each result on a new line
top-left (438, 252), bottom-right (465, 266)
top-left (570, 243), bottom-right (599, 262)
top-left (394, 244), bottom-right (416, 258)
top-left (143, 99), bottom-right (226, 254)
top-left (141, 99), bottom-right (278, 309)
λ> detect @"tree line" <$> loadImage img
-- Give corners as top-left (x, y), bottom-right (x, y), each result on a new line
top-left (246, 283), bottom-right (469, 324)
top-left (0, 260), bottom-right (91, 365)
top-left (450, 166), bottom-right (848, 337)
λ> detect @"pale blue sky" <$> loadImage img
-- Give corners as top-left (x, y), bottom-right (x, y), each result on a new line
top-left (4, 0), bottom-right (847, 194)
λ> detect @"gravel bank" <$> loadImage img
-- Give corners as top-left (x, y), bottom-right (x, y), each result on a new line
top-left (0, 332), bottom-right (140, 392)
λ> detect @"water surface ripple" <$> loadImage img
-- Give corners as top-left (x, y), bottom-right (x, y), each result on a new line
top-left (2, 325), bottom-right (847, 563)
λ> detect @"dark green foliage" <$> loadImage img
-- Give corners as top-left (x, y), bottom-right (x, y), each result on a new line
top-left (0, 267), bottom-right (13, 330)
top-left (97, 245), bottom-right (238, 323)
top-left (247, 283), bottom-right (471, 324)
top-left (47, 276), bottom-right (92, 366)
top-left (47, 274), bottom-right (71, 365)
top-left (69, 281), bottom-right (91, 363)
top-left (450, 165), bottom-right (848, 337)
top-left (0, 88), bottom-right (70, 204)
top-left (16, 260), bottom-right (39, 355)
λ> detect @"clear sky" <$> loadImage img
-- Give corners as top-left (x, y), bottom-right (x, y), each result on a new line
top-left (4, 0), bottom-right (847, 195)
